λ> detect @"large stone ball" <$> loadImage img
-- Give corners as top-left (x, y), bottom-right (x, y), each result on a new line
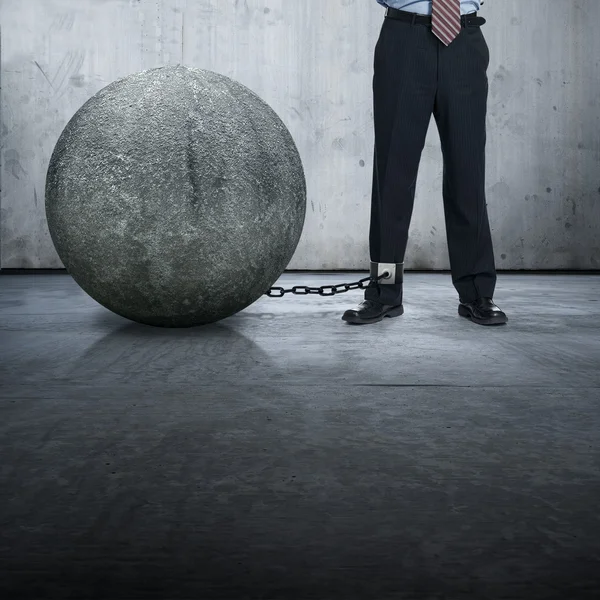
top-left (45, 65), bottom-right (306, 327)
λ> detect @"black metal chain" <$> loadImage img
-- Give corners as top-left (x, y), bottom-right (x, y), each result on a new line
top-left (264, 272), bottom-right (389, 298)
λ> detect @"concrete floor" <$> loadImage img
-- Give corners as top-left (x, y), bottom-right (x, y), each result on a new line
top-left (1, 271), bottom-right (599, 600)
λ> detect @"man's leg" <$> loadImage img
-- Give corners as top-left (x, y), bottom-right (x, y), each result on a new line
top-left (364, 15), bottom-right (438, 306)
top-left (433, 22), bottom-right (497, 304)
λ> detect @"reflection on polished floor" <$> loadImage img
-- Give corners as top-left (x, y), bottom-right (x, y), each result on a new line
top-left (1, 271), bottom-right (599, 599)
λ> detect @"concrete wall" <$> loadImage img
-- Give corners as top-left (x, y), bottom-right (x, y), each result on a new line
top-left (1, 0), bottom-right (598, 271)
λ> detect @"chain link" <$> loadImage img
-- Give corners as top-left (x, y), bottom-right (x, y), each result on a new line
top-left (264, 272), bottom-right (389, 298)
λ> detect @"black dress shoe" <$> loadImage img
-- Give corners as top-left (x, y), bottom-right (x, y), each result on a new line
top-left (458, 297), bottom-right (508, 326)
top-left (342, 299), bottom-right (404, 325)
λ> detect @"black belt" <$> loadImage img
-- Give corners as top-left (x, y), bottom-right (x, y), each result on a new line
top-left (385, 7), bottom-right (486, 28)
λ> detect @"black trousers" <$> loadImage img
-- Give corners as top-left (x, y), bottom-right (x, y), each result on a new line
top-left (364, 10), bottom-right (497, 305)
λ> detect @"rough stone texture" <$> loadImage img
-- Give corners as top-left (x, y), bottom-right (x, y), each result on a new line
top-left (45, 65), bottom-right (306, 327)
top-left (3, 0), bottom-right (600, 271)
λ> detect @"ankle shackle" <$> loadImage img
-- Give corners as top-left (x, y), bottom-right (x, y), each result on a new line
top-left (370, 261), bottom-right (404, 285)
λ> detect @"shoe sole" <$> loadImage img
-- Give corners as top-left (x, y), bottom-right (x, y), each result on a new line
top-left (342, 305), bottom-right (404, 325)
top-left (458, 304), bottom-right (508, 326)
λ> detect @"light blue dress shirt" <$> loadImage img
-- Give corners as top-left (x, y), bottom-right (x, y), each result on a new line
top-left (376, 0), bottom-right (482, 15)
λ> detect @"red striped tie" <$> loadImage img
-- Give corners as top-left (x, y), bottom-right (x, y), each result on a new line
top-left (432, 0), bottom-right (462, 46)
